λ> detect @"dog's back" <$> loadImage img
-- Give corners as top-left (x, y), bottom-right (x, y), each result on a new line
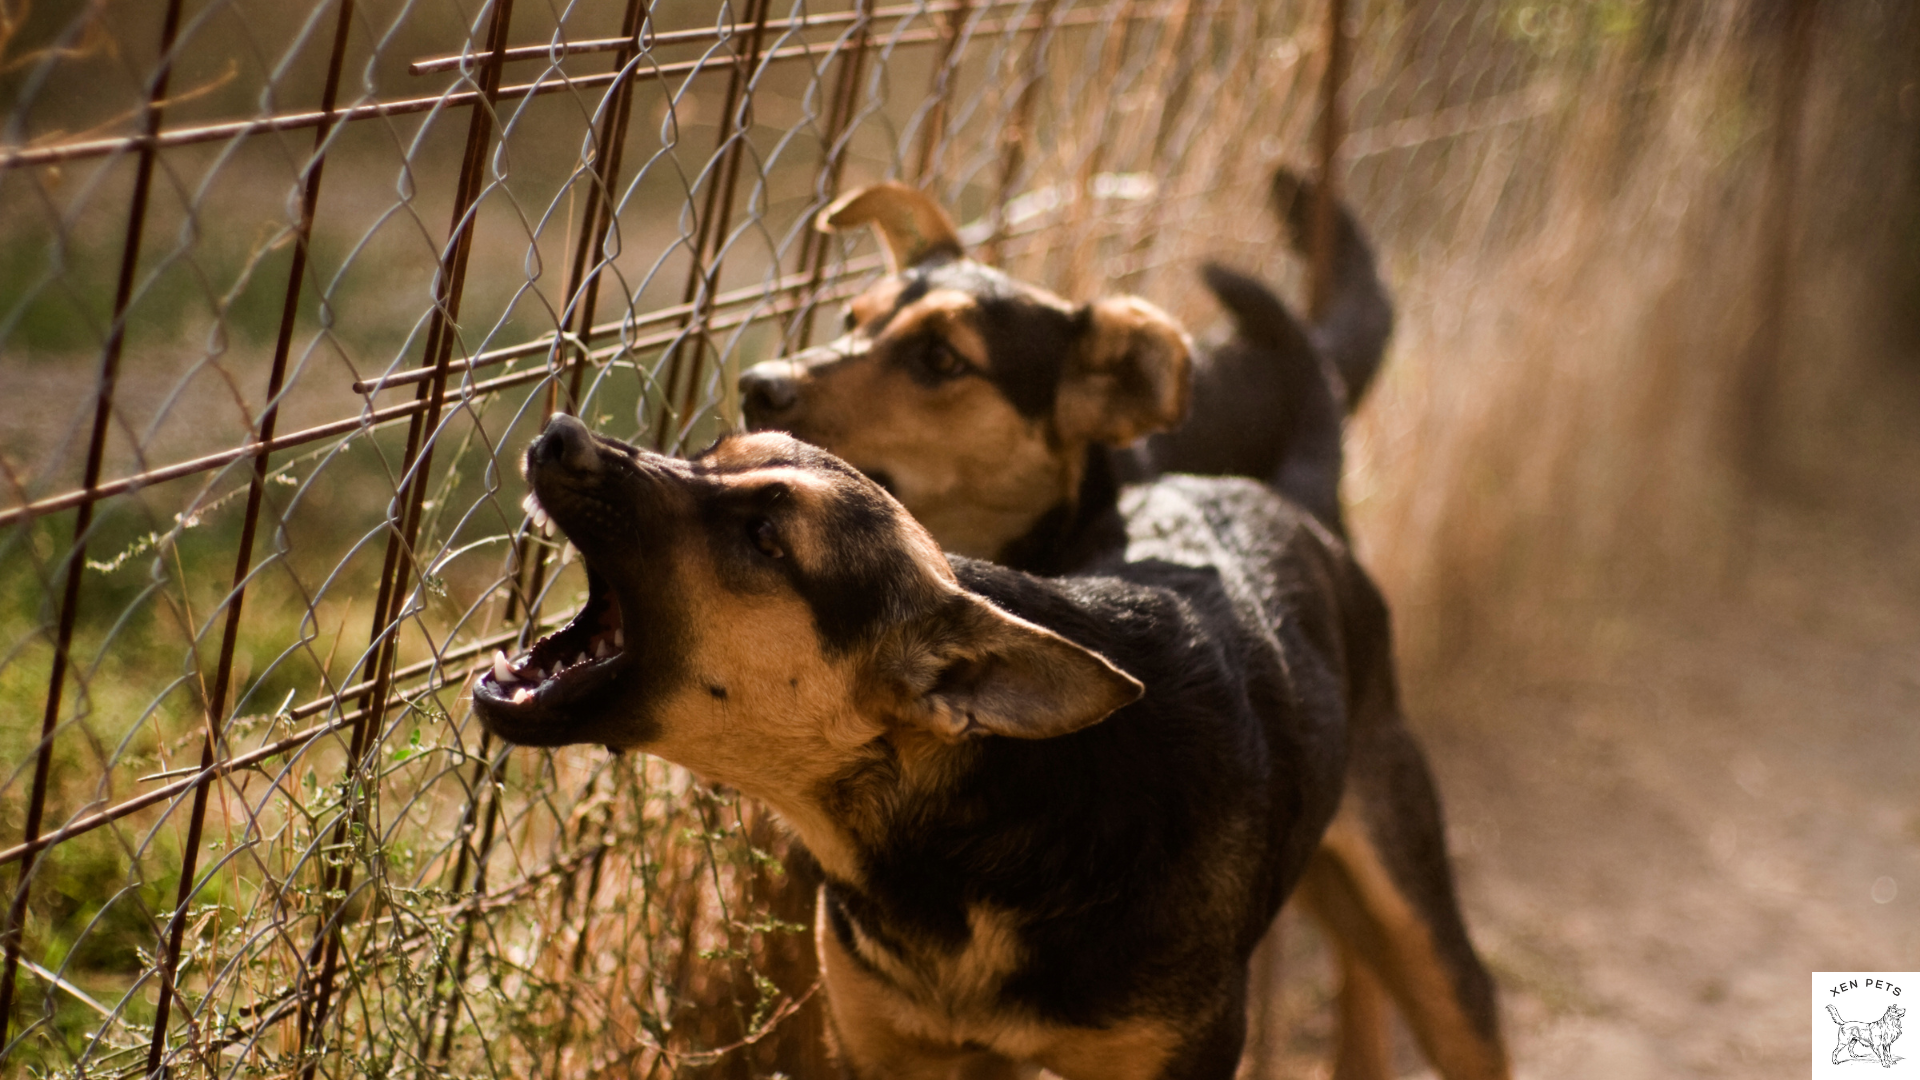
top-left (853, 478), bottom-right (1357, 1066)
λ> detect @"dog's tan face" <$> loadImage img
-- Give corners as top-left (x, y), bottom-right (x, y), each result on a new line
top-left (471, 418), bottom-right (1141, 877)
top-left (741, 184), bottom-right (1192, 561)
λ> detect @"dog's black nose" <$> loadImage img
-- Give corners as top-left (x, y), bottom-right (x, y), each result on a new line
top-left (532, 413), bottom-right (602, 475)
top-left (739, 361), bottom-right (801, 422)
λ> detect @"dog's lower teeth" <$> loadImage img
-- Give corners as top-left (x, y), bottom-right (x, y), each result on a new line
top-left (511, 686), bottom-right (535, 704)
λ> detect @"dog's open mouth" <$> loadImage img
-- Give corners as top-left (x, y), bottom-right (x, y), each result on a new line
top-left (472, 498), bottom-right (626, 716)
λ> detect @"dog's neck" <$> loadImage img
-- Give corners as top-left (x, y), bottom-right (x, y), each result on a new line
top-left (994, 445), bottom-right (1127, 574)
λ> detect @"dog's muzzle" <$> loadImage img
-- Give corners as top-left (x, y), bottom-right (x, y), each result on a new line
top-left (740, 360), bottom-right (803, 425)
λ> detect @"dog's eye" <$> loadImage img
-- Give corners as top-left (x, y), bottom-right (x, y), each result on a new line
top-left (842, 307), bottom-right (859, 332)
top-left (748, 517), bottom-right (784, 559)
top-left (923, 340), bottom-right (970, 379)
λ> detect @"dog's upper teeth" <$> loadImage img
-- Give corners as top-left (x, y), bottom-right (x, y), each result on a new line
top-left (574, 651), bottom-right (588, 668)
top-left (493, 650), bottom-right (519, 685)
top-left (594, 638), bottom-right (611, 659)
top-left (613, 627), bottom-right (624, 649)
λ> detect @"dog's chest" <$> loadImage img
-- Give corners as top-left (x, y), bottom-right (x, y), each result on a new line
top-left (846, 902), bottom-right (1035, 1040)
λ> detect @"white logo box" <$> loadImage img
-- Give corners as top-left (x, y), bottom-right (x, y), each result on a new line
top-left (1814, 972), bottom-right (1916, 1076)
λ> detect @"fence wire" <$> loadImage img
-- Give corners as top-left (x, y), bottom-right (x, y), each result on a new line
top-left (0, 0), bottom-right (1873, 1076)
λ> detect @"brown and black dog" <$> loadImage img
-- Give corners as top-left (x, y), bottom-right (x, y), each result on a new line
top-left (738, 171), bottom-right (1393, 568)
top-left (736, 181), bottom-right (1506, 1079)
top-left (472, 416), bottom-right (1506, 1080)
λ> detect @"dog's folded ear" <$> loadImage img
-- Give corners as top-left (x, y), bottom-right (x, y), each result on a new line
top-left (885, 594), bottom-right (1143, 741)
top-left (1056, 296), bottom-right (1193, 446)
top-left (818, 182), bottom-right (964, 272)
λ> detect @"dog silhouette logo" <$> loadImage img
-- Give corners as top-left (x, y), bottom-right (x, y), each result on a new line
top-left (1828, 1003), bottom-right (1906, 1068)
top-left (1818, 974), bottom-right (1916, 1075)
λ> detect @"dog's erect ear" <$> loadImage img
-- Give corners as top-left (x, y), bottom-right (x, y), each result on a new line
top-left (817, 182), bottom-right (964, 272)
top-left (889, 594), bottom-right (1142, 741)
top-left (1054, 296), bottom-right (1193, 446)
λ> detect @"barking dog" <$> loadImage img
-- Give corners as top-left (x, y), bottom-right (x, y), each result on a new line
top-left (739, 171), bottom-right (1392, 569)
top-left (1829, 1003), bottom-right (1906, 1067)
top-left (472, 416), bottom-right (1507, 1080)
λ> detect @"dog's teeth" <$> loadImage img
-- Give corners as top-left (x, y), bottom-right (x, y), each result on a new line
top-left (594, 638), bottom-right (611, 659)
top-left (492, 650), bottom-right (518, 685)
top-left (521, 492), bottom-right (540, 516)
top-left (511, 686), bottom-right (536, 704)
top-left (613, 628), bottom-right (624, 649)
top-left (574, 651), bottom-right (588, 668)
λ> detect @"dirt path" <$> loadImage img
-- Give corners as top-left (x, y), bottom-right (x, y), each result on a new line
top-left (1260, 422), bottom-right (1920, 1078)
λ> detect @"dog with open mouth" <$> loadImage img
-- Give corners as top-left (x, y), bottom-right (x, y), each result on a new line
top-left (472, 415), bottom-right (1507, 1080)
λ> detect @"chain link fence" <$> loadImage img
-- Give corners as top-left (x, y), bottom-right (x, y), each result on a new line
top-left (2, 0), bottom-right (1912, 1076)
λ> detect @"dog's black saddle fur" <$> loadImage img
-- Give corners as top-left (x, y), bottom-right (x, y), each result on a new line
top-left (826, 475), bottom-right (1367, 1049)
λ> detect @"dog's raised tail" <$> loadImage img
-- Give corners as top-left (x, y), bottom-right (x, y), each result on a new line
top-left (1188, 262), bottom-right (1345, 531)
top-left (1198, 261), bottom-right (1317, 364)
top-left (1829, 1004), bottom-right (1846, 1025)
top-left (1271, 168), bottom-right (1394, 409)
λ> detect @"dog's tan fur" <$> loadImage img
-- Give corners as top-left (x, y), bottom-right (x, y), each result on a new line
top-left (820, 900), bottom-right (1183, 1080)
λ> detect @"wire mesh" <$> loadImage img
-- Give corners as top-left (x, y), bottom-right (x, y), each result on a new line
top-left (0, 0), bottom-right (1879, 1076)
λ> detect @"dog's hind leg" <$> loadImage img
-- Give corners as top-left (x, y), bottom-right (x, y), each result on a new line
top-left (1323, 939), bottom-right (1395, 1080)
top-left (1297, 720), bottom-right (1509, 1080)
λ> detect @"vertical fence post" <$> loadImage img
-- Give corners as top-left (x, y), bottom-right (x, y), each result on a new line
top-left (984, 0), bottom-right (1060, 266)
top-left (140, 3), bottom-right (360, 1074)
top-left (508, 0), bottom-right (652, 711)
top-left (789, 0), bottom-right (873, 351)
top-left (294, 2), bottom-right (518, 1071)
top-left (1309, 0), bottom-right (1349, 321)
top-left (912, 0), bottom-right (973, 183)
top-left (657, 0), bottom-right (774, 447)
top-left (557, 0), bottom-right (653, 416)
top-left (0, 0), bottom-right (185, 1061)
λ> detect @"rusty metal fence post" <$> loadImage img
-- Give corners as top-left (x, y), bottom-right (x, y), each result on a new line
top-left (0, 0), bottom-right (186, 1053)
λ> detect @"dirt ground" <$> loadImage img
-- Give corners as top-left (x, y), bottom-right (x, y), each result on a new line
top-left (1257, 389), bottom-right (1920, 1078)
